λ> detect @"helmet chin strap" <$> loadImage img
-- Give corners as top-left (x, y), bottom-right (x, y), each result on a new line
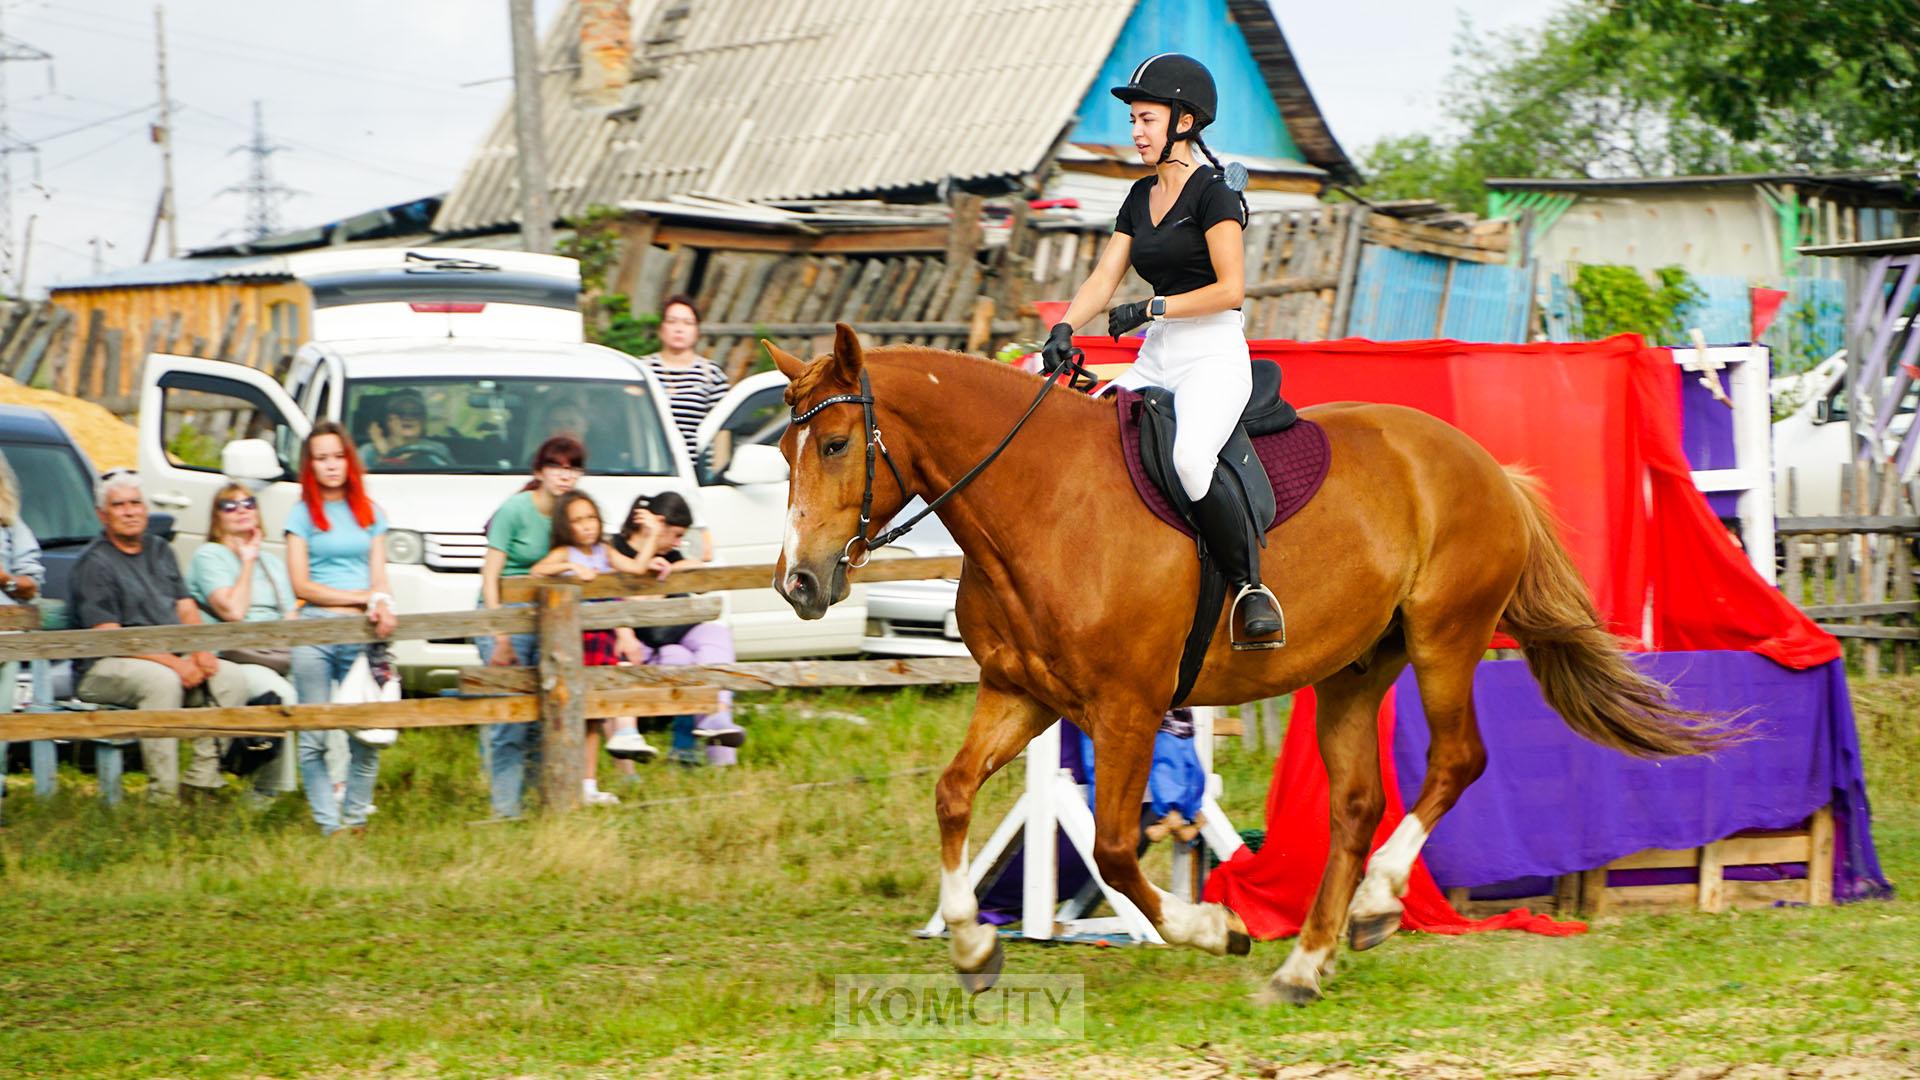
top-left (1156, 103), bottom-right (1194, 166)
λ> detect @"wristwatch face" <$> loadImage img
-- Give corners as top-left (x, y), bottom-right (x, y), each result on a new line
top-left (1150, 298), bottom-right (1166, 318)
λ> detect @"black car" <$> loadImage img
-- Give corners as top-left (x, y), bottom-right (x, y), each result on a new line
top-left (0, 403), bottom-right (100, 604)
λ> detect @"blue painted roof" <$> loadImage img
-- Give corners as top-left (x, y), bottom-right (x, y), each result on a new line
top-left (1070, 0), bottom-right (1304, 164)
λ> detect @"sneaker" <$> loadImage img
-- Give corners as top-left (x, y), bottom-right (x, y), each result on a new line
top-left (691, 717), bottom-right (746, 748)
top-left (583, 788), bottom-right (621, 807)
top-left (605, 732), bottom-right (659, 761)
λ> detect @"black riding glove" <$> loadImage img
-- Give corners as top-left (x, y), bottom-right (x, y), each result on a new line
top-left (1108, 300), bottom-right (1151, 340)
top-left (1039, 322), bottom-right (1077, 376)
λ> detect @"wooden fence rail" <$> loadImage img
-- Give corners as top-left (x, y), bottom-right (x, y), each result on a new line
top-left (1779, 462), bottom-right (1918, 675)
top-left (1, 556), bottom-right (966, 812)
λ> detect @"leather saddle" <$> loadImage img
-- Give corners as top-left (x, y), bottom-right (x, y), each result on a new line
top-left (1134, 359), bottom-right (1296, 535)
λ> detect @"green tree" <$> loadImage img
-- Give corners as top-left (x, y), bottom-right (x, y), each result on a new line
top-left (558, 205), bottom-right (661, 358)
top-left (1569, 264), bottom-right (1703, 343)
top-left (1356, 2), bottom-right (1911, 210)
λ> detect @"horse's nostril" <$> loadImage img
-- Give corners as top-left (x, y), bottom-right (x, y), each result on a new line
top-left (787, 568), bottom-right (820, 604)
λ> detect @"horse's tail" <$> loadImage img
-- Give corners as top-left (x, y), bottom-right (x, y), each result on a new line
top-left (1499, 469), bottom-right (1734, 758)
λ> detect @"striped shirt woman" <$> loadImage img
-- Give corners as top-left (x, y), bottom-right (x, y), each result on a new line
top-left (643, 294), bottom-right (731, 457)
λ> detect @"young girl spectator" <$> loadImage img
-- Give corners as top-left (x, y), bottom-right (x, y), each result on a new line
top-left (530, 491), bottom-right (659, 801)
top-left (286, 422), bottom-right (397, 835)
top-left (609, 491), bottom-right (745, 764)
top-left (477, 436), bottom-right (585, 819)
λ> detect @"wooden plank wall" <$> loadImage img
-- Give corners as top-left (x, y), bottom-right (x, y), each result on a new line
top-left (45, 281), bottom-right (310, 412)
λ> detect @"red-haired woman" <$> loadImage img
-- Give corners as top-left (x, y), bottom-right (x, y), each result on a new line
top-left (286, 421), bottom-right (397, 835)
top-left (477, 435), bottom-right (585, 819)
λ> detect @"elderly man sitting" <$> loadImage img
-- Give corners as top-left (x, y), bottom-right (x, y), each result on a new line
top-left (72, 470), bottom-right (249, 800)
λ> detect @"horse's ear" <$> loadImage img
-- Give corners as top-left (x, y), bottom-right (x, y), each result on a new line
top-left (763, 339), bottom-right (807, 381)
top-left (827, 322), bottom-right (864, 383)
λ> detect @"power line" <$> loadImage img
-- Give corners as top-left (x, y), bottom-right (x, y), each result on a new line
top-left (218, 99), bottom-right (298, 241)
top-left (0, 3), bottom-right (52, 295)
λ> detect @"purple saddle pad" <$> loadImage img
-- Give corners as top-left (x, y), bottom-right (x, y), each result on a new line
top-left (1113, 388), bottom-right (1331, 538)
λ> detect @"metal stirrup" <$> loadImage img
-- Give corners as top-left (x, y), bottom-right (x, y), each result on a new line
top-left (1229, 583), bottom-right (1287, 651)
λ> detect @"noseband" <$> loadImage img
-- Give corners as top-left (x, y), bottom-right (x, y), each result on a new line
top-left (788, 349), bottom-right (1091, 568)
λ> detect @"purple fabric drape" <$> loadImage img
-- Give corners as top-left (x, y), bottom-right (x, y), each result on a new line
top-left (1392, 652), bottom-right (1891, 903)
top-left (1679, 367), bottom-right (1742, 518)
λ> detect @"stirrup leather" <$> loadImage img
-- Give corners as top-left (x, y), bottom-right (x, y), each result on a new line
top-left (1229, 583), bottom-right (1287, 651)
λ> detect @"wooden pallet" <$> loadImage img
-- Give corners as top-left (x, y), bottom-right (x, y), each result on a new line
top-left (1446, 806), bottom-right (1835, 918)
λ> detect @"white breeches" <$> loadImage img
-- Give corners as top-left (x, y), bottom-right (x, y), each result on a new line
top-left (1108, 310), bottom-right (1252, 501)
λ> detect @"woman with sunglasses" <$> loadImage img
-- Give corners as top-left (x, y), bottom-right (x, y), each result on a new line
top-left (186, 482), bottom-right (301, 802)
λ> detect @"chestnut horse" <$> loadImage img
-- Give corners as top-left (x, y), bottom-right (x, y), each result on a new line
top-left (768, 326), bottom-right (1720, 1003)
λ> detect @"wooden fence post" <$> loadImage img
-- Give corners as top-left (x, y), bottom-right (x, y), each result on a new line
top-left (536, 582), bottom-right (585, 813)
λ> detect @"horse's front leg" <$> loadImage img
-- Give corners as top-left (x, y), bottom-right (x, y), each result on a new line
top-left (936, 683), bottom-right (1056, 987)
top-left (1085, 697), bottom-right (1251, 957)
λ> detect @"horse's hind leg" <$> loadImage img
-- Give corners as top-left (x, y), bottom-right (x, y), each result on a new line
top-left (1083, 695), bottom-right (1250, 957)
top-left (1348, 627), bottom-right (1491, 951)
top-left (937, 683), bottom-right (1056, 986)
top-left (1266, 651), bottom-right (1405, 1004)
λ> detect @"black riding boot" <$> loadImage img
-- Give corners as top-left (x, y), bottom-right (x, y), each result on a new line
top-left (1190, 466), bottom-right (1286, 647)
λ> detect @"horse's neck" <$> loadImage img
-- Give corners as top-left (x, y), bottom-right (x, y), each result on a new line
top-left (873, 355), bottom-right (1104, 569)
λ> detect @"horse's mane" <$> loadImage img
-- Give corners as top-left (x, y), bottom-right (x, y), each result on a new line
top-left (860, 344), bottom-right (1112, 419)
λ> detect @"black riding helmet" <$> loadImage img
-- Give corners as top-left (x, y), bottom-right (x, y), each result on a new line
top-left (1111, 53), bottom-right (1217, 162)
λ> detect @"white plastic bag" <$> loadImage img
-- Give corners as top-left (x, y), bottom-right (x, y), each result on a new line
top-left (332, 651), bottom-right (401, 747)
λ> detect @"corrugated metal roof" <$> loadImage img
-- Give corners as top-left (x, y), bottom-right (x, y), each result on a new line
top-left (1488, 172), bottom-right (1920, 202)
top-left (437, 0), bottom-right (1235, 234)
top-left (49, 255), bottom-right (290, 292)
top-left (1798, 237), bottom-right (1920, 258)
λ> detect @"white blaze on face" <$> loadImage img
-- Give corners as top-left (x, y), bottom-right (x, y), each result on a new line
top-left (782, 428), bottom-right (809, 572)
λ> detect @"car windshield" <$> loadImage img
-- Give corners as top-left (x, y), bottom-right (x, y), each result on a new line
top-left (344, 377), bottom-right (678, 475)
top-left (5, 443), bottom-right (99, 546)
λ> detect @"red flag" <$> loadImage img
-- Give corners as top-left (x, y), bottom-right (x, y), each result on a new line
top-left (1751, 287), bottom-right (1789, 340)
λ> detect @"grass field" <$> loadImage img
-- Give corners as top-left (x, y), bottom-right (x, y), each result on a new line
top-left (1, 679), bottom-right (1915, 1078)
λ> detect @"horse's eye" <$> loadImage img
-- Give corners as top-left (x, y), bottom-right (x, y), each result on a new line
top-left (823, 437), bottom-right (850, 457)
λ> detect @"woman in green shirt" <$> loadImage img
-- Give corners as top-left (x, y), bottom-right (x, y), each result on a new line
top-left (477, 435), bottom-right (586, 819)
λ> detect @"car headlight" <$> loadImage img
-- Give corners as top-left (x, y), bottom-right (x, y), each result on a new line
top-left (386, 529), bottom-right (424, 564)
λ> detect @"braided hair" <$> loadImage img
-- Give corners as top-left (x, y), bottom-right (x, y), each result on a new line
top-left (1191, 130), bottom-right (1249, 226)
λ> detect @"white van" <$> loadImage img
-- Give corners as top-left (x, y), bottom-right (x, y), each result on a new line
top-left (137, 339), bottom-right (867, 684)
top-left (1772, 350), bottom-right (1917, 516)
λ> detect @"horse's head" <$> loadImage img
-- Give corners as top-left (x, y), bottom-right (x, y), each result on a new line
top-left (766, 323), bottom-right (907, 620)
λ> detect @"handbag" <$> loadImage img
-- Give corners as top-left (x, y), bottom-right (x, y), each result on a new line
top-left (219, 557), bottom-right (293, 674)
top-left (332, 644), bottom-right (401, 747)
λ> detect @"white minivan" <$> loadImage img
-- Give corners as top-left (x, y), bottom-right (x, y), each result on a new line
top-left (137, 339), bottom-right (868, 684)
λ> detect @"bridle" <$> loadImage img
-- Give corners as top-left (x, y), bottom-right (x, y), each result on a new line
top-left (788, 348), bottom-right (1093, 569)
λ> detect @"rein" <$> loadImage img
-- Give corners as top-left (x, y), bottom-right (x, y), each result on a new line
top-left (789, 347), bottom-right (1094, 568)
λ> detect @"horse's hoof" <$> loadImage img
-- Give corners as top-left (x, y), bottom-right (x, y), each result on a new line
top-left (1227, 928), bottom-right (1252, 956)
top-left (955, 936), bottom-right (1004, 995)
top-left (1348, 909), bottom-right (1400, 952)
top-left (1257, 979), bottom-right (1321, 1006)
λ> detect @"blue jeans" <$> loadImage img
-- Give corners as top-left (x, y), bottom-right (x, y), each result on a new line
top-left (485, 628), bottom-right (539, 818)
top-left (291, 608), bottom-right (381, 834)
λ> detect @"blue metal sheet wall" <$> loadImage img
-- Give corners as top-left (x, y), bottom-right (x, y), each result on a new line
top-left (1442, 260), bottom-right (1533, 343)
top-left (1070, 0), bottom-right (1302, 162)
top-left (1347, 246), bottom-right (1533, 343)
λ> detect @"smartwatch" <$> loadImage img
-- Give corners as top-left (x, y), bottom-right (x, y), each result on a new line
top-left (1149, 296), bottom-right (1167, 321)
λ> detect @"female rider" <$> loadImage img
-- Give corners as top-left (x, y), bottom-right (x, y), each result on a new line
top-left (1038, 53), bottom-right (1283, 643)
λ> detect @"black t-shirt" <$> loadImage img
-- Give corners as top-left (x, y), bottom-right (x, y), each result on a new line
top-left (611, 535), bottom-right (684, 564)
top-left (1114, 166), bottom-right (1246, 299)
top-left (70, 535), bottom-right (190, 677)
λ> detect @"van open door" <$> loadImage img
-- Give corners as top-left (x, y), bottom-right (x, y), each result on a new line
top-left (137, 355), bottom-right (310, 566)
top-left (693, 370), bottom-right (868, 659)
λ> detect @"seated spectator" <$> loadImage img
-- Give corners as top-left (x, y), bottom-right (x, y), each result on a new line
top-left (608, 491), bottom-right (744, 766)
top-left (0, 449), bottom-right (44, 786)
top-left (358, 389), bottom-right (452, 470)
top-left (72, 470), bottom-right (249, 801)
top-left (186, 481), bottom-right (301, 803)
top-left (531, 490), bottom-right (659, 801)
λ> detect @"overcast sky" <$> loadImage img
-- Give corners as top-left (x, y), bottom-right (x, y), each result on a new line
top-left (2, 0), bottom-right (1556, 295)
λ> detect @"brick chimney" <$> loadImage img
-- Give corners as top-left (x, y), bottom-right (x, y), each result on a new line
top-left (577, 0), bottom-right (634, 105)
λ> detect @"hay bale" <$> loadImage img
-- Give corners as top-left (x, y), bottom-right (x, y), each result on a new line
top-left (0, 375), bottom-right (138, 470)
